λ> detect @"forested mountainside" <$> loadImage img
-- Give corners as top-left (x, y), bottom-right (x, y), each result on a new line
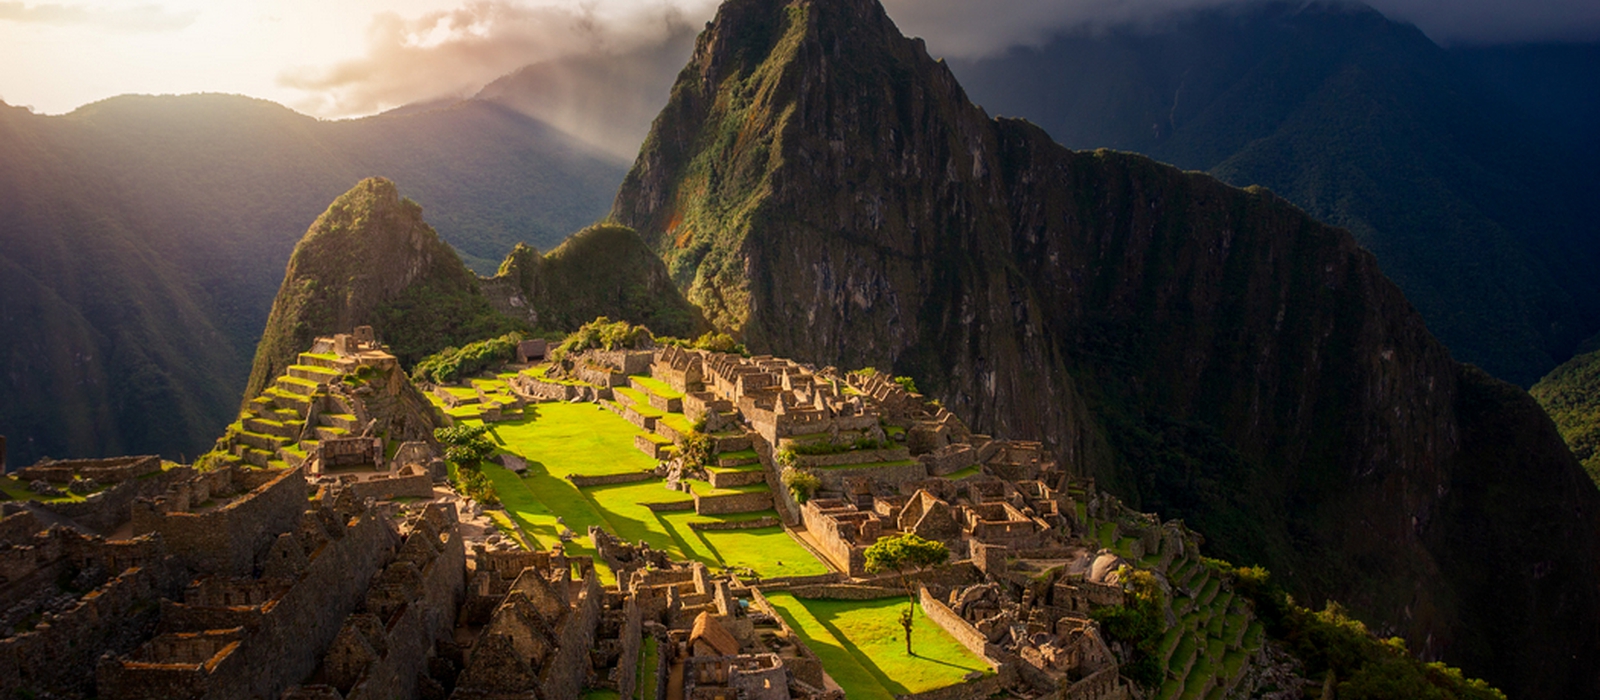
top-left (1531, 333), bottom-right (1600, 487)
top-left (0, 94), bottom-right (624, 466)
top-left (943, 1), bottom-right (1600, 387)
top-left (248, 178), bottom-right (700, 403)
top-left (609, 0), bottom-right (1600, 696)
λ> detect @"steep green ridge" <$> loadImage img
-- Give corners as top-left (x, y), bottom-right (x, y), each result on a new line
top-left (1531, 346), bottom-right (1600, 486)
top-left (251, 181), bottom-right (703, 404)
top-left (480, 224), bottom-right (708, 338)
top-left (943, 2), bottom-right (1600, 386)
top-left (610, 0), bottom-right (1600, 696)
top-left (0, 93), bottom-right (624, 467)
top-left (246, 177), bottom-right (522, 399)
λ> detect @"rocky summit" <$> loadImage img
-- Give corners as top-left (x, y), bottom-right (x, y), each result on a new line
top-left (613, 0), bottom-right (1600, 695)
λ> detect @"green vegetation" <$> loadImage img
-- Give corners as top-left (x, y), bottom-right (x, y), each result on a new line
top-left (413, 332), bottom-right (524, 384)
top-left (504, 226), bottom-right (708, 339)
top-left (436, 423), bottom-right (499, 505)
top-left (1224, 563), bottom-right (1505, 699)
top-left (678, 430), bottom-right (714, 469)
top-left (551, 318), bottom-right (655, 361)
top-left (781, 467), bottom-right (820, 503)
top-left (456, 404), bottom-right (827, 580)
top-left (1090, 568), bottom-right (1165, 688)
top-left (764, 593), bottom-right (989, 700)
top-left (1530, 348), bottom-right (1600, 486)
top-left (637, 635), bottom-right (659, 700)
top-left (658, 331), bottom-right (747, 355)
top-left (863, 533), bottom-right (950, 654)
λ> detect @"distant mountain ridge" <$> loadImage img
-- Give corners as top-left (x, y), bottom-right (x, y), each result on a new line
top-left (610, 0), bottom-right (1600, 695)
top-left (943, 0), bottom-right (1600, 386)
top-left (0, 93), bottom-right (625, 467)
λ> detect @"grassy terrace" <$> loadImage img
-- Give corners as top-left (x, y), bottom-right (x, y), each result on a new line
top-left (629, 375), bottom-right (684, 400)
top-left (0, 476), bottom-right (95, 503)
top-left (765, 593), bottom-right (991, 700)
top-left (463, 402), bottom-right (827, 582)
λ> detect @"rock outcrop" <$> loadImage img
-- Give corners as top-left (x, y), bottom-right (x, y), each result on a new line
top-left (610, 0), bottom-right (1600, 696)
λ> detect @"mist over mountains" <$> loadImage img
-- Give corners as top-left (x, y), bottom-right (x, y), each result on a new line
top-left (0, 94), bottom-right (623, 467)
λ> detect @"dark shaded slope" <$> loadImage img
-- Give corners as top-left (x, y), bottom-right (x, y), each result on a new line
top-left (0, 93), bottom-right (623, 465)
top-left (945, 2), bottom-right (1600, 386)
top-left (1532, 348), bottom-right (1600, 486)
top-left (611, 0), bottom-right (1600, 695)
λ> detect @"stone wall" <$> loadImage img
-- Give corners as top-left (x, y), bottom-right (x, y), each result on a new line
top-left (0, 562), bottom-right (175, 698)
top-left (921, 444), bottom-right (978, 476)
top-left (13, 455), bottom-right (161, 484)
top-left (692, 491), bottom-right (772, 515)
top-left (615, 593), bottom-right (643, 700)
top-left (131, 467), bottom-right (308, 577)
top-left (342, 506), bottom-right (467, 700)
top-left (345, 473), bottom-right (433, 501)
top-left (540, 572), bottom-right (603, 700)
top-left (814, 460), bottom-right (928, 492)
top-left (791, 447), bottom-right (911, 469)
top-left (568, 471), bottom-right (658, 488)
top-left (37, 466), bottom-right (183, 533)
top-left (784, 584), bottom-right (903, 600)
top-left (919, 586), bottom-right (1006, 672)
top-left (688, 515), bottom-right (780, 530)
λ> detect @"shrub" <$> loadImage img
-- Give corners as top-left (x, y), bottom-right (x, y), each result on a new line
top-left (551, 317), bottom-right (654, 360)
top-left (435, 424), bottom-right (495, 468)
top-left (412, 332), bottom-right (524, 384)
top-left (774, 449), bottom-right (797, 469)
top-left (1091, 567), bottom-right (1165, 689)
top-left (781, 467), bottom-right (821, 503)
top-left (892, 375), bottom-right (919, 394)
top-left (680, 431), bottom-right (715, 469)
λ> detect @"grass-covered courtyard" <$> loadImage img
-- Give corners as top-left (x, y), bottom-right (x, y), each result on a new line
top-left (764, 592), bottom-right (992, 700)
top-left (453, 396), bottom-right (829, 582)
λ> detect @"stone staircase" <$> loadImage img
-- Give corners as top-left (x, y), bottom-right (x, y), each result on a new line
top-left (215, 352), bottom-right (348, 470)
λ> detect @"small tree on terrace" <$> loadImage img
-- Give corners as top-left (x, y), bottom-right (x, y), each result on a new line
top-left (863, 532), bottom-right (949, 655)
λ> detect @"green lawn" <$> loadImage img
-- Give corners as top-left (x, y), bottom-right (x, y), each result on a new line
top-left (942, 465), bottom-right (981, 480)
top-left (764, 593), bottom-right (991, 699)
top-left (484, 404), bottom-right (658, 478)
top-left (468, 405), bottom-right (829, 580)
top-left (629, 375), bottom-right (685, 400)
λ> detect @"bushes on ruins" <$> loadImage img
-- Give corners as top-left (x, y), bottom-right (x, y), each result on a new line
top-left (1216, 562), bottom-right (1505, 699)
top-left (434, 425), bottom-right (500, 505)
top-left (781, 467), bottom-right (821, 503)
top-left (412, 332), bottom-right (524, 384)
top-left (774, 449), bottom-right (797, 470)
top-left (1090, 567), bottom-right (1165, 688)
top-left (550, 317), bottom-right (654, 361)
top-left (680, 431), bottom-right (715, 469)
top-left (435, 425), bottom-right (496, 469)
top-left (659, 331), bottom-right (747, 356)
top-left (892, 375), bottom-right (920, 394)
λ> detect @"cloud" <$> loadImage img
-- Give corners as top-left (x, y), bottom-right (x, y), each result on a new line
top-left (879, 0), bottom-right (1600, 53)
top-left (0, 2), bottom-right (196, 32)
top-left (279, 0), bottom-right (716, 118)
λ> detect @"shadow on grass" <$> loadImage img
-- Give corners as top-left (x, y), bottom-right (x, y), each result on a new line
top-left (811, 607), bottom-right (910, 696)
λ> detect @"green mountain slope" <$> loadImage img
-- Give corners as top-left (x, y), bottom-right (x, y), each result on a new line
top-left (0, 94), bottom-right (624, 467)
top-left (1531, 340), bottom-right (1600, 486)
top-left (944, 2), bottom-right (1600, 386)
top-left (479, 224), bottom-right (708, 338)
top-left (251, 179), bottom-right (702, 404)
top-left (610, 0), bottom-right (1600, 696)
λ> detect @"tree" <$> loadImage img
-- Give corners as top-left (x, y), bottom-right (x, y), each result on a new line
top-left (781, 467), bottom-right (821, 503)
top-left (434, 424), bottom-right (494, 468)
top-left (863, 533), bottom-right (949, 654)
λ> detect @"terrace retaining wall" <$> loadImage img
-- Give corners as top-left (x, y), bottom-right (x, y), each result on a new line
top-left (791, 447), bottom-right (911, 469)
top-left (693, 491), bottom-right (772, 515)
top-left (567, 471), bottom-right (658, 488)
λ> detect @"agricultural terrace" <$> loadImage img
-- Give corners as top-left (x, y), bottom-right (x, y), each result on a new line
top-left (429, 380), bottom-right (828, 584)
top-left (765, 592), bottom-right (992, 700)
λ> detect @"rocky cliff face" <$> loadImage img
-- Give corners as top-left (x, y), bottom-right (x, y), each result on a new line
top-left (610, 0), bottom-right (1600, 695)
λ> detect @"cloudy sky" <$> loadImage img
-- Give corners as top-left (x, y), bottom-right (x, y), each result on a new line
top-left (2, 0), bottom-right (1596, 118)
